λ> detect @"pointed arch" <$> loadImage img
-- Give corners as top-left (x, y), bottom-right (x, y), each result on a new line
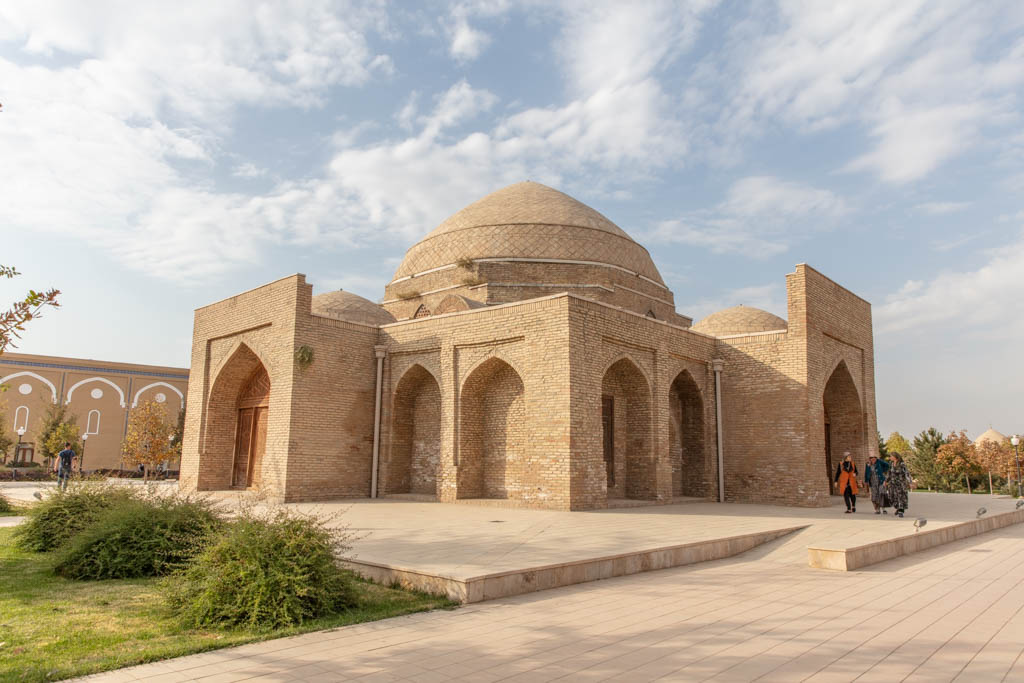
top-left (209, 340), bottom-right (273, 395)
top-left (601, 357), bottom-right (654, 500)
top-left (386, 364), bottom-right (442, 495)
top-left (200, 343), bottom-right (270, 491)
top-left (601, 353), bottom-right (653, 393)
top-left (460, 353), bottom-right (527, 393)
top-left (669, 369), bottom-right (707, 497)
top-left (458, 357), bottom-right (525, 499)
top-left (822, 360), bottom-right (865, 494)
top-left (132, 381), bottom-right (184, 407)
top-left (0, 371), bottom-right (57, 404)
top-left (65, 377), bottom-right (126, 407)
top-left (413, 304), bottom-right (431, 318)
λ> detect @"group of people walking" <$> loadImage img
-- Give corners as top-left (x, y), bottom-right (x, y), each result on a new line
top-left (833, 451), bottom-right (913, 518)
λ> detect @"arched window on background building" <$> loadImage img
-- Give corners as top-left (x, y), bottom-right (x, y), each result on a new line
top-left (14, 406), bottom-right (29, 432)
top-left (87, 409), bottom-right (101, 435)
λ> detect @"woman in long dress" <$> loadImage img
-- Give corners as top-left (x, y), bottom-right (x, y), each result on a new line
top-left (885, 453), bottom-right (913, 518)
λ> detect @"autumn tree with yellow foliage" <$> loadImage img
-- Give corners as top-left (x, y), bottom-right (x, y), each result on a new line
top-left (121, 400), bottom-right (176, 479)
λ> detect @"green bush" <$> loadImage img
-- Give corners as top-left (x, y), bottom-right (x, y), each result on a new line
top-left (0, 492), bottom-right (15, 513)
top-left (167, 508), bottom-right (357, 630)
top-left (53, 495), bottom-right (223, 580)
top-left (13, 482), bottom-right (139, 552)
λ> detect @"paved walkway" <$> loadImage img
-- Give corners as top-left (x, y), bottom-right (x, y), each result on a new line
top-left (288, 492), bottom-right (1018, 576)
top-left (82, 518), bottom-right (1024, 682)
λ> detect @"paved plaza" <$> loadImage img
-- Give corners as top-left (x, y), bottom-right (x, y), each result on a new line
top-left (79, 506), bottom-right (1024, 682)
top-left (5, 484), bottom-right (1023, 681)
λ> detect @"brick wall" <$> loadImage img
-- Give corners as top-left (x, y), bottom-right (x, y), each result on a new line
top-left (183, 263), bottom-right (877, 511)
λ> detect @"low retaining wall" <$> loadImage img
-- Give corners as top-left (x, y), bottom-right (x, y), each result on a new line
top-left (347, 525), bottom-right (805, 603)
top-left (808, 508), bottom-right (1024, 571)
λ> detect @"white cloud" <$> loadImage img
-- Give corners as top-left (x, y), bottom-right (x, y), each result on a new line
top-left (232, 163), bottom-right (268, 179)
top-left (876, 229), bottom-right (1024, 335)
top-left (648, 176), bottom-right (849, 257)
top-left (0, 1), bottom-right (393, 281)
top-left (915, 201), bottom-right (972, 215)
top-left (709, 1), bottom-right (1024, 183)
top-left (449, 18), bottom-right (491, 62)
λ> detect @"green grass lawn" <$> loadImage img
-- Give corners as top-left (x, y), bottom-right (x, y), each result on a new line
top-left (0, 527), bottom-right (456, 682)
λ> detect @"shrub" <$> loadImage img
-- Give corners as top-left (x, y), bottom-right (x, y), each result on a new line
top-left (53, 494), bottom-right (222, 580)
top-left (167, 508), bottom-right (357, 630)
top-left (13, 482), bottom-right (138, 552)
top-left (0, 492), bottom-right (16, 513)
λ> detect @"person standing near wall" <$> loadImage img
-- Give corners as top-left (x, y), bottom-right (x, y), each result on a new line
top-left (835, 452), bottom-right (859, 513)
top-left (54, 441), bottom-right (76, 491)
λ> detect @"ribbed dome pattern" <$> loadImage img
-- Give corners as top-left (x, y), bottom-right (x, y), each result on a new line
top-left (692, 305), bottom-right (788, 337)
top-left (312, 291), bottom-right (395, 326)
top-left (390, 182), bottom-right (665, 286)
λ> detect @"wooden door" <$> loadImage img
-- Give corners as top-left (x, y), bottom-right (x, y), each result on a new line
top-left (232, 408), bottom-right (254, 488)
top-left (247, 407), bottom-right (267, 489)
top-left (602, 396), bottom-right (615, 487)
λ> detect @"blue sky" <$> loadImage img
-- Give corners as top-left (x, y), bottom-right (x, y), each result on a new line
top-left (1, 1), bottom-right (1022, 441)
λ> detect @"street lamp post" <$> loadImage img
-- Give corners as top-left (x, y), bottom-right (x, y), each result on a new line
top-left (81, 433), bottom-right (88, 475)
top-left (15, 427), bottom-right (25, 461)
top-left (14, 427), bottom-right (26, 480)
top-left (1012, 435), bottom-right (1022, 499)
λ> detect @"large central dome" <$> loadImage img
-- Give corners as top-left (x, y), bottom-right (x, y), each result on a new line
top-left (382, 182), bottom-right (681, 323)
top-left (390, 182), bottom-right (665, 285)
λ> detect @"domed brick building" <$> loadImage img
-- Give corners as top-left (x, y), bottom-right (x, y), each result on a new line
top-left (180, 182), bottom-right (879, 509)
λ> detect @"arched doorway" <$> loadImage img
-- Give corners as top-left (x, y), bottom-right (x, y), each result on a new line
top-left (458, 358), bottom-right (524, 499)
top-left (201, 344), bottom-right (270, 491)
top-left (822, 361), bottom-right (864, 494)
top-left (669, 370), bottom-right (705, 497)
top-left (601, 358), bottom-right (653, 500)
top-left (232, 365), bottom-right (270, 489)
top-left (389, 365), bottom-right (441, 495)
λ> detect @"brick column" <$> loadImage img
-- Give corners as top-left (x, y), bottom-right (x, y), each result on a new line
top-left (437, 338), bottom-right (458, 502)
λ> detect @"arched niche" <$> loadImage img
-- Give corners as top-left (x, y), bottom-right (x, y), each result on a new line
top-left (458, 357), bottom-right (525, 499)
top-left (822, 360), bottom-right (864, 494)
top-left (388, 365), bottom-right (441, 496)
top-left (202, 344), bottom-right (270, 490)
top-left (669, 369), bottom-right (706, 497)
top-left (601, 357), bottom-right (654, 500)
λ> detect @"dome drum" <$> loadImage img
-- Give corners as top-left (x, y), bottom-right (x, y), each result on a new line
top-left (383, 182), bottom-right (672, 320)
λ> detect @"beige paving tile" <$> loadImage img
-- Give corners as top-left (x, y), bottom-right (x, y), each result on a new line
top-left (70, 496), bottom-right (1024, 683)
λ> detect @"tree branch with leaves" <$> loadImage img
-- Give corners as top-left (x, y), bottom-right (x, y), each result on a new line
top-left (1, 265), bottom-right (60, 355)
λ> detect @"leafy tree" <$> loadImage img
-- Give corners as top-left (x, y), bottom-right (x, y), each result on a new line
top-left (36, 402), bottom-right (81, 468)
top-left (121, 400), bottom-right (176, 479)
top-left (877, 431), bottom-right (889, 459)
top-left (936, 430), bottom-right (983, 493)
top-left (169, 406), bottom-right (185, 462)
top-left (909, 427), bottom-right (948, 491)
top-left (45, 423), bottom-right (83, 471)
top-left (885, 432), bottom-right (911, 457)
top-left (0, 411), bottom-right (14, 463)
top-left (0, 265), bottom-right (60, 355)
top-left (976, 438), bottom-right (1014, 490)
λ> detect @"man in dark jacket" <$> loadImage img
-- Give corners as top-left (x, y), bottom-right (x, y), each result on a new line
top-left (54, 441), bottom-right (76, 490)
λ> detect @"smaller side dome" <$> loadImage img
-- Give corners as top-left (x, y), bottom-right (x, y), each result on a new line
top-left (312, 290), bottom-right (396, 326)
top-left (435, 294), bottom-right (485, 315)
top-left (974, 428), bottom-right (1007, 447)
top-left (692, 305), bottom-right (787, 337)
